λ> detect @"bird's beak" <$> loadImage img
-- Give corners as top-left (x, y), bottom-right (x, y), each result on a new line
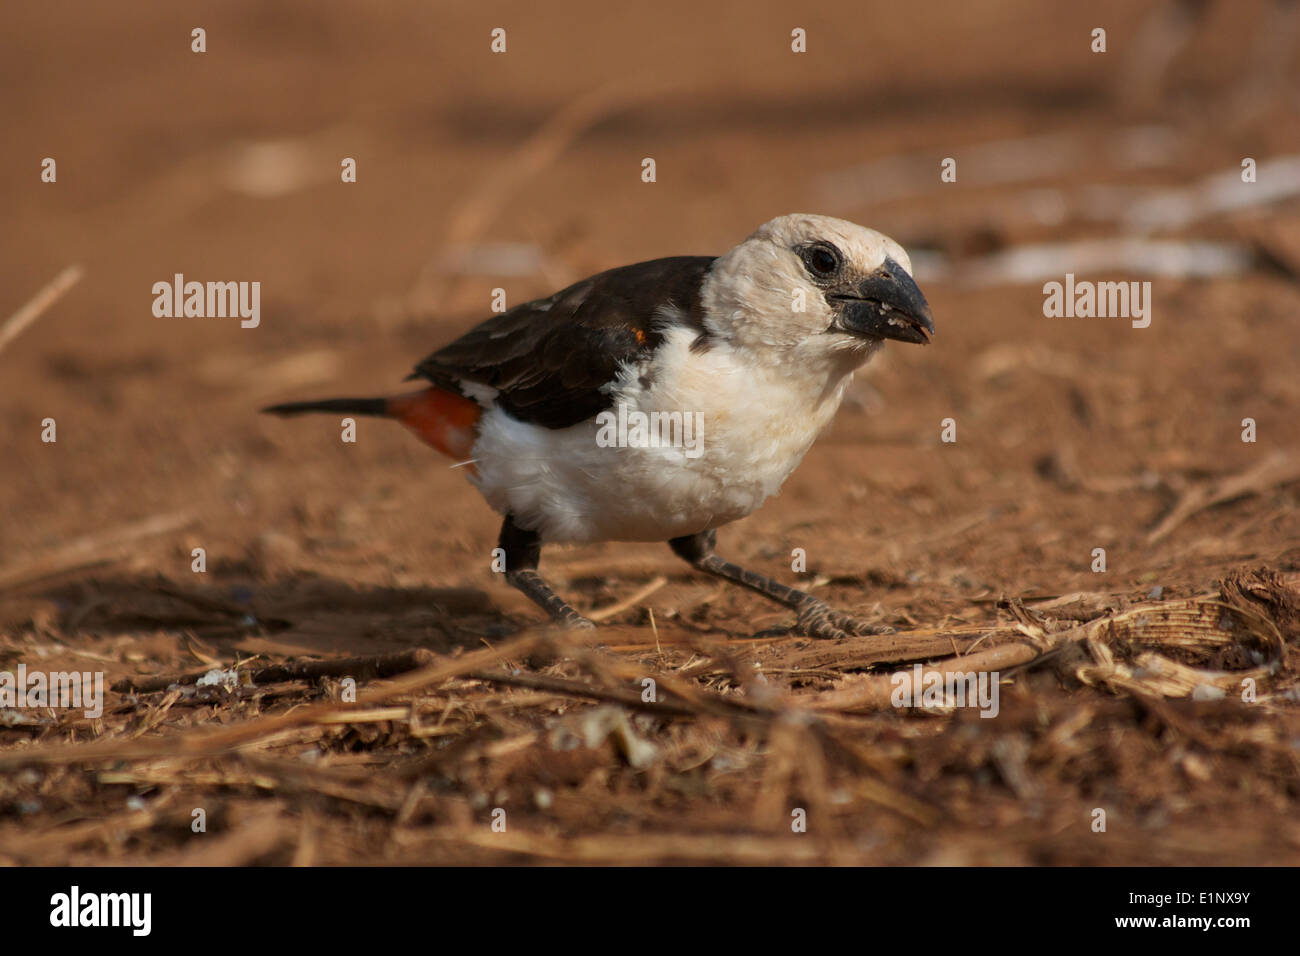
top-left (831, 257), bottom-right (935, 345)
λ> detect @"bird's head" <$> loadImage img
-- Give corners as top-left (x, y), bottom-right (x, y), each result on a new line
top-left (701, 214), bottom-right (934, 368)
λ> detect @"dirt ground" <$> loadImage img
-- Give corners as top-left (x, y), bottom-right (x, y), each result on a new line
top-left (3, 0), bottom-right (1300, 865)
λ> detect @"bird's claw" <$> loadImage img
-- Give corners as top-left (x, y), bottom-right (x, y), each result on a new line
top-left (795, 598), bottom-right (894, 639)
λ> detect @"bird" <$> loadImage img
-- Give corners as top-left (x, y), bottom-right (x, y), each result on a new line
top-left (263, 214), bottom-right (934, 639)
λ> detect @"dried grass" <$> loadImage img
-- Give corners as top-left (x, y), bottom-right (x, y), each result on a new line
top-left (3, 567), bottom-right (1298, 865)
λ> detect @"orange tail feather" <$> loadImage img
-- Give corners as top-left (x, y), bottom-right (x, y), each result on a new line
top-left (386, 387), bottom-right (481, 460)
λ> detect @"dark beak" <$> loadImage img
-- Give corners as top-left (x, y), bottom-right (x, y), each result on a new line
top-left (831, 257), bottom-right (935, 345)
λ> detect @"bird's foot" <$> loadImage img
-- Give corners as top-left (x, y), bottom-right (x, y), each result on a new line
top-left (558, 609), bottom-right (596, 630)
top-left (505, 566), bottom-right (595, 630)
top-left (794, 597), bottom-right (894, 640)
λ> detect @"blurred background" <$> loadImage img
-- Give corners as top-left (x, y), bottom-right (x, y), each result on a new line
top-left (4, 0), bottom-right (1300, 614)
top-left (5, 0), bottom-right (1299, 600)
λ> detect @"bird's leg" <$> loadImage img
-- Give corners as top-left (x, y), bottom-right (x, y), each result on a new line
top-left (499, 516), bottom-right (594, 629)
top-left (668, 530), bottom-right (891, 640)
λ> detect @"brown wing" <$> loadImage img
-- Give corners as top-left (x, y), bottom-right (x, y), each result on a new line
top-left (410, 256), bottom-right (715, 429)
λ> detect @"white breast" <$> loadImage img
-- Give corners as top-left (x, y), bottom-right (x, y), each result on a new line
top-left (467, 326), bottom-right (868, 543)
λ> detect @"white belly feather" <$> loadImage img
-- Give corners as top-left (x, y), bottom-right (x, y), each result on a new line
top-left (468, 327), bottom-right (868, 543)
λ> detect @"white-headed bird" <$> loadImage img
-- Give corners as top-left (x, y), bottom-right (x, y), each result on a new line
top-left (265, 214), bottom-right (934, 638)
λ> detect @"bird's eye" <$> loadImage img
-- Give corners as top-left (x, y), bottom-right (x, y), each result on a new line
top-left (802, 243), bottom-right (841, 279)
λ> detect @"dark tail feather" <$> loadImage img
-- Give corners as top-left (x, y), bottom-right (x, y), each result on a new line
top-left (261, 397), bottom-right (389, 417)
top-left (263, 387), bottom-right (481, 460)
